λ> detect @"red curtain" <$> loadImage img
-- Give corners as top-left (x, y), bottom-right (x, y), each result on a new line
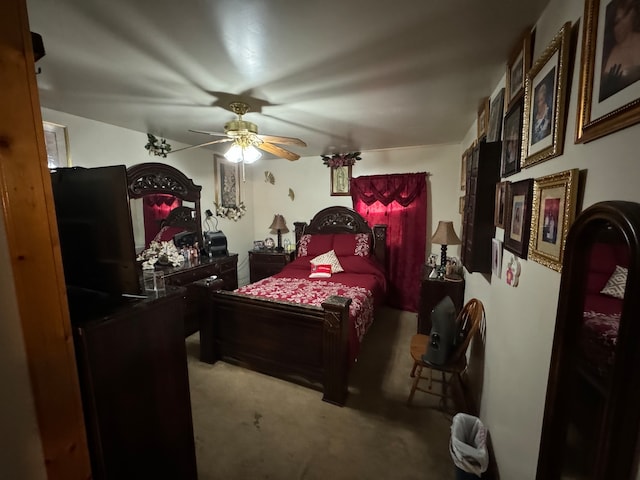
top-left (351, 173), bottom-right (427, 312)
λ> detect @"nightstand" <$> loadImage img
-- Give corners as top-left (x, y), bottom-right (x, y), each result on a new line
top-left (417, 264), bottom-right (465, 334)
top-left (249, 250), bottom-right (295, 282)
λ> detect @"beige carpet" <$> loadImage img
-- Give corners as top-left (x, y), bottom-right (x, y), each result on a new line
top-left (185, 307), bottom-right (456, 480)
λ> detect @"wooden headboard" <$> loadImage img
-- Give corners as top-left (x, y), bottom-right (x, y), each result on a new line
top-left (293, 206), bottom-right (387, 267)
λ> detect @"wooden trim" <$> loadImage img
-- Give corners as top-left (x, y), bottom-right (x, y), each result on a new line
top-left (0, 0), bottom-right (91, 478)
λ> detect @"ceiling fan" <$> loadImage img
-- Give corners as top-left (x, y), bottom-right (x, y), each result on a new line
top-left (170, 102), bottom-right (307, 162)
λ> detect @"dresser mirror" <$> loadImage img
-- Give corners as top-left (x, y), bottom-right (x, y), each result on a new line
top-left (536, 201), bottom-right (640, 479)
top-left (126, 162), bottom-right (203, 252)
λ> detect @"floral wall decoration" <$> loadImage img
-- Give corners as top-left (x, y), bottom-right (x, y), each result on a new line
top-left (144, 133), bottom-right (172, 158)
top-left (213, 201), bottom-right (246, 221)
top-left (321, 152), bottom-right (362, 167)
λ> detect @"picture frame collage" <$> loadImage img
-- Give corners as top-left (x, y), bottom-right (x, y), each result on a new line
top-left (477, 8), bottom-right (640, 275)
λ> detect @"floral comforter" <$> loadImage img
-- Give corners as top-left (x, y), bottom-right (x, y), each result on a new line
top-left (578, 310), bottom-right (620, 381)
top-left (235, 255), bottom-right (387, 361)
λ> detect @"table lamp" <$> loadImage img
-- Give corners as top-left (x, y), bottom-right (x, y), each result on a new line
top-left (269, 214), bottom-right (289, 252)
top-left (431, 221), bottom-right (461, 277)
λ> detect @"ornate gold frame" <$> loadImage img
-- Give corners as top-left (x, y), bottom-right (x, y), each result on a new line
top-left (505, 27), bottom-right (533, 111)
top-left (528, 169), bottom-right (580, 272)
top-left (522, 22), bottom-right (572, 168)
top-left (477, 97), bottom-right (490, 140)
top-left (576, 0), bottom-right (640, 143)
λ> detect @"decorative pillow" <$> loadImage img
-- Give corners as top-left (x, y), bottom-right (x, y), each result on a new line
top-left (309, 264), bottom-right (332, 278)
top-left (297, 234), bottom-right (334, 257)
top-left (310, 249), bottom-right (344, 273)
top-left (333, 233), bottom-right (372, 257)
top-left (600, 265), bottom-right (628, 299)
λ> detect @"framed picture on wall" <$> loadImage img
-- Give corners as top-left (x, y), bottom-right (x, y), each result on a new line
top-left (528, 169), bottom-right (580, 272)
top-left (477, 97), bottom-right (490, 140)
top-left (576, 0), bottom-right (640, 143)
top-left (504, 178), bottom-right (533, 259)
top-left (330, 165), bottom-right (352, 196)
top-left (494, 181), bottom-right (509, 228)
top-left (487, 88), bottom-right (505, 142)
top-left (522, 22), bottom-right (572, 168)
top-left (214, 154), bottom-right (246, 220)
top-left (501, 98), bottom-right (524, 177)
top-left (460, 149), bottom-right (468, 191)
top-left (492, 238), bottom-right (503, 279)
top-left (43, 121), bottom-right (71, 168)
top-left (505, 27), bottom-right (534, 111)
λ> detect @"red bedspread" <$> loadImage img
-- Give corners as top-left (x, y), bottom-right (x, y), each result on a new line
top-left (578, 310), bottom-right (620, 381)
top-left (235, 256), bottom-right (387, 361)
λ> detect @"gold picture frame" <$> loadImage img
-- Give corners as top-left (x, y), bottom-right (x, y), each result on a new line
top-left (522, 22), bottom-right (572, 169)
top-left (506, 27), bottom-right (534, 111)
top-left (43, 121), bottom-right (71, 168)
top-left (576, 0), bottom-right (640, 143)
top-left (459, 195), bottom-right (465, 215)
top-left (528, 169), bottom-right (580, 272)
top-left (330, 165), bottom-right (352, 196)
top-left (477, 97), bottom-right (490, 140)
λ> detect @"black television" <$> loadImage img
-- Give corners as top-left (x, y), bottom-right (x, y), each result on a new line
top-left (50, 165), bottom-right (142, 304)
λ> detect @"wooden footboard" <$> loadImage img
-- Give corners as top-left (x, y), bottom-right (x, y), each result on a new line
top-left (200, 290), bottom-right (352, 406)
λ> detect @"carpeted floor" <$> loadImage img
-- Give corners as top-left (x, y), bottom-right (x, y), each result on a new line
top-left (185, 307), bottom-right (456, 479)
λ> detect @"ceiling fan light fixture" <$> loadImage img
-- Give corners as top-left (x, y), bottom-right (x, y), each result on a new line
top-left (224, 143), bottom-right (262, 164)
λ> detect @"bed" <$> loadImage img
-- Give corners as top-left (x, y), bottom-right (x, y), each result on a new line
top-left (200, 206), bottom-right (388, 406)
top-left (576, 241), bottom-right (628, 391)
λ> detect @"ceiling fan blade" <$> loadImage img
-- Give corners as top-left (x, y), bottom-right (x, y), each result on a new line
top-left (257, 134), bottom-right (307, 147)
top-left (188, 129), bottom-right (229, 137)
top-left (169, 137), bottom-right (232, 154)
top-left (258, 142), bottom-right (300, 161)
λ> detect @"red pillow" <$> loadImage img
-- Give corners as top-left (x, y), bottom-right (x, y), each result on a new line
top-left (333, 233), bottom-right (372, 257)
top-left (297, 234), bottom-right (334, 257)
top-left (309, 264), bottom-right (332, 278)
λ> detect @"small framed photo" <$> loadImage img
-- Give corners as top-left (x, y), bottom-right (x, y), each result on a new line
top-left (504, 178), bottom-right (534, 259)
top-left (477, 97), bottom-right (490, 140)
top-left (253, 240), bottom-right (265, 251)
top-left (576, 0), bottom-right (640, 143)
top-left (505, 28), bottom-right (534, 111)
top-left (459, 195), bottom-right (465, 215)
top-left (330, 165), bottom-right (352, 196)
top-left (522, 22), bottom-right (572, 168)
top-left (487, 88), bottom-right (505, 142)
top-left (494, 181), bottom-right (509, 228)
top-left (528, 169), bottom-right (580, 272)
top-left (460, 149), bottom-right (468, 191)
top-left (43, 121), bottom-right (71, 168)
top-left (501, 98), bottom-right (524, 177)
top-left (492, 238), bottom-right (503, 279)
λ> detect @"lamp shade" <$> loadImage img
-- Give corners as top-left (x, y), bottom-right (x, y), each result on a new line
top-left (269, 214), bottom-right (289, 234)
top-left (431, 221), bottom-right (461, 245)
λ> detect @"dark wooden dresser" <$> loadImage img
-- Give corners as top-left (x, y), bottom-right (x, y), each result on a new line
top-left (70, 288), bottom-right (197, 480)
top-left (160, 254), bottom-right (238, 336)
top-left (249, 250), bottom-right (294, 282)
top-left (417, 265), bottom-right (465, 334)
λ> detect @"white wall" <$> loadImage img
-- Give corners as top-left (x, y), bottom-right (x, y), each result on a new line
top-left (249, 143), bottom-right (463, 261)
top-left (0, 217), bottom-right (47, 479)
top-left (462, 0), bottom-right (640, 478)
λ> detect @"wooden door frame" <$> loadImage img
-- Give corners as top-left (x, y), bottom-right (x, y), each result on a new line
top-left (1, 0), bottom-right (91, 477)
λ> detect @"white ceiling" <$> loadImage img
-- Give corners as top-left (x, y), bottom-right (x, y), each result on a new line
top-left (26, 0), bottom-right (550, 159)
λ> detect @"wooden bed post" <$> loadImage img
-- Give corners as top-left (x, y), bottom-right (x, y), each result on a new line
top-left (373, 224), bottom-right (387, 268)
top-left (321, 295), bottom-right (352, 406)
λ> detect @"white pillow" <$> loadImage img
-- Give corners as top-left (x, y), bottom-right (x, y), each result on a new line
top-left (600, 265), bottom-right (627, 299)
top-left (310, 249), bottom-right (344, 273)
top-left (309, 264), bottom-right (332, 278)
